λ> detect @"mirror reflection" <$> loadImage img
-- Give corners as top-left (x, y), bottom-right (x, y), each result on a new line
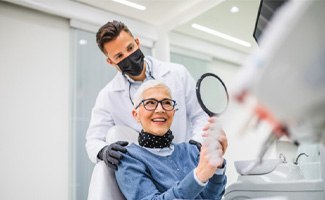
top-left (197, 73), bottom-right (229, 116)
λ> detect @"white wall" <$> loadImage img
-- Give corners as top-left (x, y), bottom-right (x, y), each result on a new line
top-left (0, 2), bottom-right (70, 200)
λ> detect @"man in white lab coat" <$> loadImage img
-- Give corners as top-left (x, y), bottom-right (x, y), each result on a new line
top-left (86, 20), bottom-right (208, 170)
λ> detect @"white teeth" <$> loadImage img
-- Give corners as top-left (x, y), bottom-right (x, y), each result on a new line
top-left (152, 118), bottom-right (166, 122)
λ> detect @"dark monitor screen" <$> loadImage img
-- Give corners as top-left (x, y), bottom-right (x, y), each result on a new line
top-left (253, 0), bottom-right (288, 44)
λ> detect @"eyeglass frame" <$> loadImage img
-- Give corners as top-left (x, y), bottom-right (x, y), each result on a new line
top-left (135, 98), bottom-right (177, 111)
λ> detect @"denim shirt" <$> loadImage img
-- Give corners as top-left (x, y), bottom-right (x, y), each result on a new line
top-left (115, 143), bottom-right (227, 200)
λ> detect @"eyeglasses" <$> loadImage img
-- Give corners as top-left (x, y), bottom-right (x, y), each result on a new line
top-left (135, 98), bottom-right (176, 111)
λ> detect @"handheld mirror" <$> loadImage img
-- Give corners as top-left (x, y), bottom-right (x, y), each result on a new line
top-left (196, 73), bottom-right (229, 116)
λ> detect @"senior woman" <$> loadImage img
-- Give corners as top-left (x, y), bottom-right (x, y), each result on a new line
top-left (115, 80), bottom-right (227, 200)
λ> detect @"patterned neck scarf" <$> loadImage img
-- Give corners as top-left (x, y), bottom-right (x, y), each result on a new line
top-left (138, 129), bottom-right (174, 148)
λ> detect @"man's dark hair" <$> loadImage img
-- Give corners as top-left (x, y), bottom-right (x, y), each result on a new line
top-left (96, 20), bottom-right (133, 54)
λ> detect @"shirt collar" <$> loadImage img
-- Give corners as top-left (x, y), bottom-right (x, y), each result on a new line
top-left (143, 144), bottom-right (175, 156)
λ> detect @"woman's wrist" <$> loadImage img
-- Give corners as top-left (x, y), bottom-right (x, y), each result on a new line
top-left (193, 168), bottom-right (208, 186)
top-left (195, 167), bottom-right (210, 183)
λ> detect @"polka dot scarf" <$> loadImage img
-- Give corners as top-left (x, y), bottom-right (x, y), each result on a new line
top-left (138, 129), bottom-right (174, 148)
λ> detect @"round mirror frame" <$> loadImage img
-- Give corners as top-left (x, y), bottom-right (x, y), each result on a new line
top-left (196, 73), bottom-right (229, 116)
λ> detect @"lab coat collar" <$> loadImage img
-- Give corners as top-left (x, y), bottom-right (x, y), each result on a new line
top-left (110, 72), bottom-right (128, 92)
top-left (110, 56), bottom-right (171, 92)
top-left (145, 56), bottom-right (170, 78)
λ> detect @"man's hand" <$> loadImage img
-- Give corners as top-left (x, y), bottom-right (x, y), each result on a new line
top-left (98, 141), bottom-right (129, 170)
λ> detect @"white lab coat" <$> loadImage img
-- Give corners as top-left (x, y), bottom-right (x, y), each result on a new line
top-left (86, 56), bottom-right (208, 163)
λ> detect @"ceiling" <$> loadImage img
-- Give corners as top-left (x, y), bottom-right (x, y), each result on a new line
top-left (76, 0), bottom-right (261, 54)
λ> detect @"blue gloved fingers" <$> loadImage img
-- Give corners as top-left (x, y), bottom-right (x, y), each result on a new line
top-left (111, 141), bottom-right (129, 153)
top-left (100, 141), bottom-right (129, 170)
top-left (116, 141), bottom-right (129, 146)
top-left (108, 149), bottom-right (124, 160)
top-left (103, 148), bottom-right (120, 170)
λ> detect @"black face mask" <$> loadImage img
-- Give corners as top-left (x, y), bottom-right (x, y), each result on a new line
top-left (117, 49), bottom-right (144, 76)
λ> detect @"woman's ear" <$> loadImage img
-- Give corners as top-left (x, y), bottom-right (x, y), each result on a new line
top-left (132, 109), bottom-right (140, 123)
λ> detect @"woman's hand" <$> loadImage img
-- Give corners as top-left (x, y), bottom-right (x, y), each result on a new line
top-left (195, 143), bottom-right (224, 183)
top-left (195, 117), bottom-right (228, 183)
top-left (202, 117), bottom-right (228, 154)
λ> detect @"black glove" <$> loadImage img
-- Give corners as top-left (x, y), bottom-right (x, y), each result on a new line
top-left (189, 139), bottom-right (202, 151)
top-left (97, 141), bottom-right (129, 170)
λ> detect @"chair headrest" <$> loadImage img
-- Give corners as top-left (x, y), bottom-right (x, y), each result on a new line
top-left (106, 125), bottom-right (138, 145)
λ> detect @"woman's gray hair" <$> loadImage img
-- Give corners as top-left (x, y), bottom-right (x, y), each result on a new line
top-left (133, 80), bottom-right (172, 108)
